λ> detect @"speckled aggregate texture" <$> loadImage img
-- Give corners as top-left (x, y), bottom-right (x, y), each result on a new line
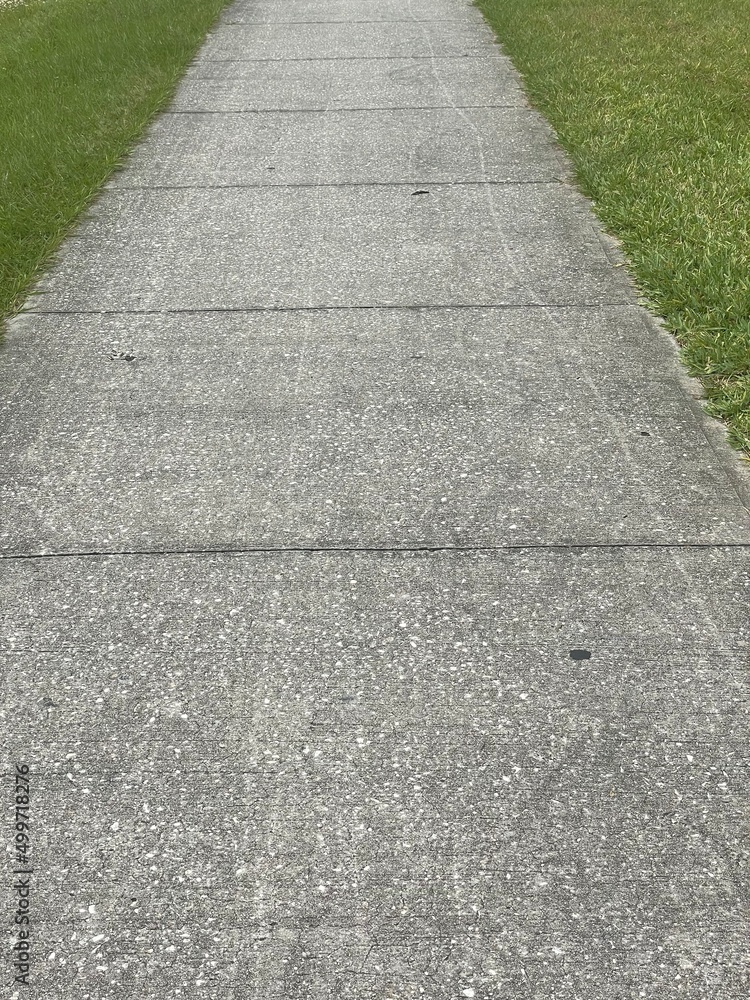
top-left (1, 0), bottom-right (749, 997)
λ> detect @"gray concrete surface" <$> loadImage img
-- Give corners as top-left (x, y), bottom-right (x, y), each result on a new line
top-left (175, 57), bottom-right (525, 111)
top-left (31, 185), bottom-right (637, 312)
top-left (110, 108), bottom-right (562, 186)
top-left (1, 0), bottom-right (748, 998)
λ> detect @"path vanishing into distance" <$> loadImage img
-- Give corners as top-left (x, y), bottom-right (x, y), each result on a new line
top-left (2, 0), bottom-right (749, 997)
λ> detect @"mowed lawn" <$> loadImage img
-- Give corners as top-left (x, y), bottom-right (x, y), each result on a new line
top-left (0, 0), bottom-right (230, 319)
top-left (478, 0), bottom-right (750, 453)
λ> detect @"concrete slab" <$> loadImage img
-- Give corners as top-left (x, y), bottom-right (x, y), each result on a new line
top-left (222, 0), bottom-right (477, 22)
top-left (175, 57), bottom-right (525, 111)
top-left (3, 0), bottom-right (750, 995)
top-left (110, 108), bottom-right (563, 187)
top-left (200, 21), bottom-right (497, 61)
top-left (2, 547), bottom-right (748, 998)
top-left (0, 303), bottom-right (676, 373)
top-left (2, 308), bottom-right (749, 554)
top-left (29, 185), bottom-right (633, 313)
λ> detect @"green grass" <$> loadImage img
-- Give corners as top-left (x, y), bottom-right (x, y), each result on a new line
top-left (477, 0), bottom-right (750, 454)
top-left (0, 0), bottom-right (231, 319)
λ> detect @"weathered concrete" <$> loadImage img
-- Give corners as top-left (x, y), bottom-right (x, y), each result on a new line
top-left (3, 548), bottom-right (748, 997)
top-left (176, 57), bottom-right (525, 111)
top-left (198, 21), bottom-right (495, 60)
top-left (110, 108), bottom-right (563, 187)
top-left (30, 185), bottom-right (636, 312)
top-left (223, 0), bottom-right (475, 22)
top-left (1, 0), bottom-right (748, 997)
top-left (2, 308), bottom-right (749, 555)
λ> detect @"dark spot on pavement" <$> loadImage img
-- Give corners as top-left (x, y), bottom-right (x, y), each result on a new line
top-left (570, 649), bottom-right (592, 660)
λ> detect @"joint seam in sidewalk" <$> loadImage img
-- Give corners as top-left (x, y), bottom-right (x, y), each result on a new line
top-left (162, 106), bottom-right (523, 113)
top-left (221, 19), bottom-right (474, 25)
top-left (23, 303), bottom-right (637, 317)
top-left (2, 543), bottom-right (750, 562)
top-left (108, 181), bottom-right (564, 191)
top-left (198, 56), bottom-right (509, 63)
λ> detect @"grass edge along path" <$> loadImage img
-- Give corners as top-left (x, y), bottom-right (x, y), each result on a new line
top-left (0, 0), bottom-right (233, 321)
top-left (476, 0), bottom-right (750, 456)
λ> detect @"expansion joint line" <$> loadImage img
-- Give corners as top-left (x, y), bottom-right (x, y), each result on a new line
top-left (1, 542), bottom-right (750, 561)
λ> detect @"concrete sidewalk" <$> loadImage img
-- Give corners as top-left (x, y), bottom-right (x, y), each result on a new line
top-left (1, 0), bottom-right (748, 996)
